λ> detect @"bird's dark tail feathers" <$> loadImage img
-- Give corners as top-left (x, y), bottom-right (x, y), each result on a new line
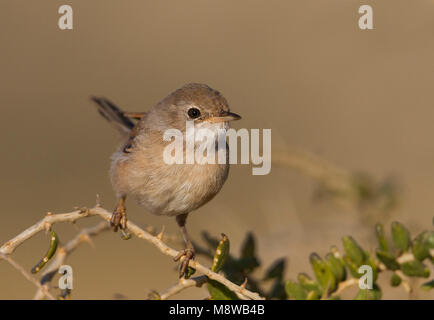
top-left (91, 96), bottom-right (135, 135)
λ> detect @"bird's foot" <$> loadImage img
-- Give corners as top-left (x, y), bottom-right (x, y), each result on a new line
top-left (110, 202), bottom-right (127, 232)
top-left (174, 248), bottom-right (195, 278)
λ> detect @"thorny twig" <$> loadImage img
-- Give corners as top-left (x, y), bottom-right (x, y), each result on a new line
top-left (33, 221), bottom-right (110, 300)
top-left (0, 206), bottom-right (264, 300)
top-left (156, 275), bottom-right (208, 300)
top-left (333, 278), bottom-right (359, 297)
top-left (0, 253), bottom-right (56, 300)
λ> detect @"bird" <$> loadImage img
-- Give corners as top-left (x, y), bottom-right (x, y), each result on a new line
top-left (91, 83), bottom-right (241, 277)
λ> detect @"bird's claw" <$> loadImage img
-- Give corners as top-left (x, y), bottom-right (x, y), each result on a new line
top-left (174, 248), bottom-right (195, 278)
top-left (110, 205), bottom-right (127, 232)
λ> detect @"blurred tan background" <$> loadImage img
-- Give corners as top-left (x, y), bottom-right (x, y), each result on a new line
top-left (1, 0), bottom-right (434, 299)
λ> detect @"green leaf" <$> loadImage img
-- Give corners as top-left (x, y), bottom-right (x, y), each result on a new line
top-left (306, 290), bottom-right (320, 300)
top-left (421, 279), bottom-right (434, 291)
top-left (390, 274), bottom-right (402, 287)
top-left (415, 231), bottom-right (434, 253)
top-left (285, 281), bottom-right (307, 300)
top-left (342, 236), bottom-right (366, 266)
top-left (31, 230), bottom-right (59, 274)
top-left (343, 255), bottom-right (361, 278)
top-left (365, 255), bottom-right (379, 282)
top-left (297, 273), bottom-right (322, 296)
top-left (325, 253), bottom-right (347, 283)
top-left (354, 284), bottom-right (382, 300)
top-left (391, 221), bottom-right (411, 252)
top-left (412, 234), bottom-right (430, 261)
top-left (376, 250), bottom-right (400, 270)
top-left (211, 233), bottom-right (230, 273)
top-left (401, 260), bottom-right (430, 278)
top-left (422, 231), bottom-right (434, 249)
top-left (375, 223), bottom-right (389, 252)
top-left (207, 279), bottom-right (239, 300)
top-left (310, 253), bottom-right (336, 292)
top-left (263, 258), bottom-right (286, 280)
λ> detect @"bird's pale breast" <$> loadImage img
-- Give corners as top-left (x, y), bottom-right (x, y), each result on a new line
top-left (109, 142), bottom-right (229, 217)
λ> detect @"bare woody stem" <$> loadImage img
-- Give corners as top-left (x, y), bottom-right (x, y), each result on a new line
top-left (0, 206), bottom-right (264, 300)
top-left (33, 221), bottom-right (110, 300)
top-left (158, 275), bottom-right (208, 300)
top-left (0, 253), bottom-right (56, 300)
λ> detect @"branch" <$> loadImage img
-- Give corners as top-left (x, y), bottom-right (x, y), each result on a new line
top-left (156, 275), bottom-right (208, 300)
top-left (333, 278), bottom-right (359, 297)
top-left (0, 206), bottom-right (264, 300)
top-left (33, 221), bottom-right (110, 300)
top-left (0, 253), bottom-right (56, 300)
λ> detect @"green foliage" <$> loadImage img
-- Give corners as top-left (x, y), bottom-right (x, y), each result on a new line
top-left (375, 223), bottom-right (389, 252)
top-left (421, 279), bottom-right (434, 291)
top-left (343, 255), bottom-right (361, 278)
top-left (285, 281), bottom-right (307, 300)
top-left (342, 236), bottom-right (366, 266)
top-left (354, 284), bottom-right (382, 300)
top-left (31, 230), bottom-right (59, 274)
top-left (207, 280), bottom-right (239, 300)
top-left (390, 274), bottom-right (402, 287)
top-left (391, 222), bottom-right (411, 252)
top-left (206, 233), bottom-right (238, 299)
top-left (325, 253), bottom-right (346, 283)
top-left (198, 231), bottom-right (286, 299)
top-left (310, 253), bottom-right (336, 292)
top-left (297, 273), bottom-right (322, 296)
top-left (401, 260), bottom-right (430, 278)
top-left (282, 219), bottom-right (433, 300)
top-left (375, 250), bottom-right (399, 270)
top-left (211, 234), bottom-right (230, 273)
top-left (197, 219), bottom-right (433, 300)
top-left (412, 231), bottom-right (434, 261)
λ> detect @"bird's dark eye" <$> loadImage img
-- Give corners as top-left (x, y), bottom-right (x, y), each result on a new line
top-left (187, 108), bottom-right (201, 119)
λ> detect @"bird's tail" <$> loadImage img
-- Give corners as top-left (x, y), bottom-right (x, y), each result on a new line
top-left (91, 96), bottom-right (135, 135)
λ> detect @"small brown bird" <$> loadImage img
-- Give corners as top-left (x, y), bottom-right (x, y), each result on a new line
top-left (91, 83), bottom-right (241, 276)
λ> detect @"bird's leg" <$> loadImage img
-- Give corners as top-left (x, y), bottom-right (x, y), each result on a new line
top-left (174, 213), bottom-right (195, 278)
top-left (110, 195), bottom-right (127, 232)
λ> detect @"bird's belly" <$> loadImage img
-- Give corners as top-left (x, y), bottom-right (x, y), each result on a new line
top-left (111, 149), bottom-right (229, 217)
top-left (135, 163), bottom-right (229, 216)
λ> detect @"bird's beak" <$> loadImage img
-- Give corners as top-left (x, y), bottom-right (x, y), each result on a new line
top-left (207, 111), bottom-right (242, 123)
